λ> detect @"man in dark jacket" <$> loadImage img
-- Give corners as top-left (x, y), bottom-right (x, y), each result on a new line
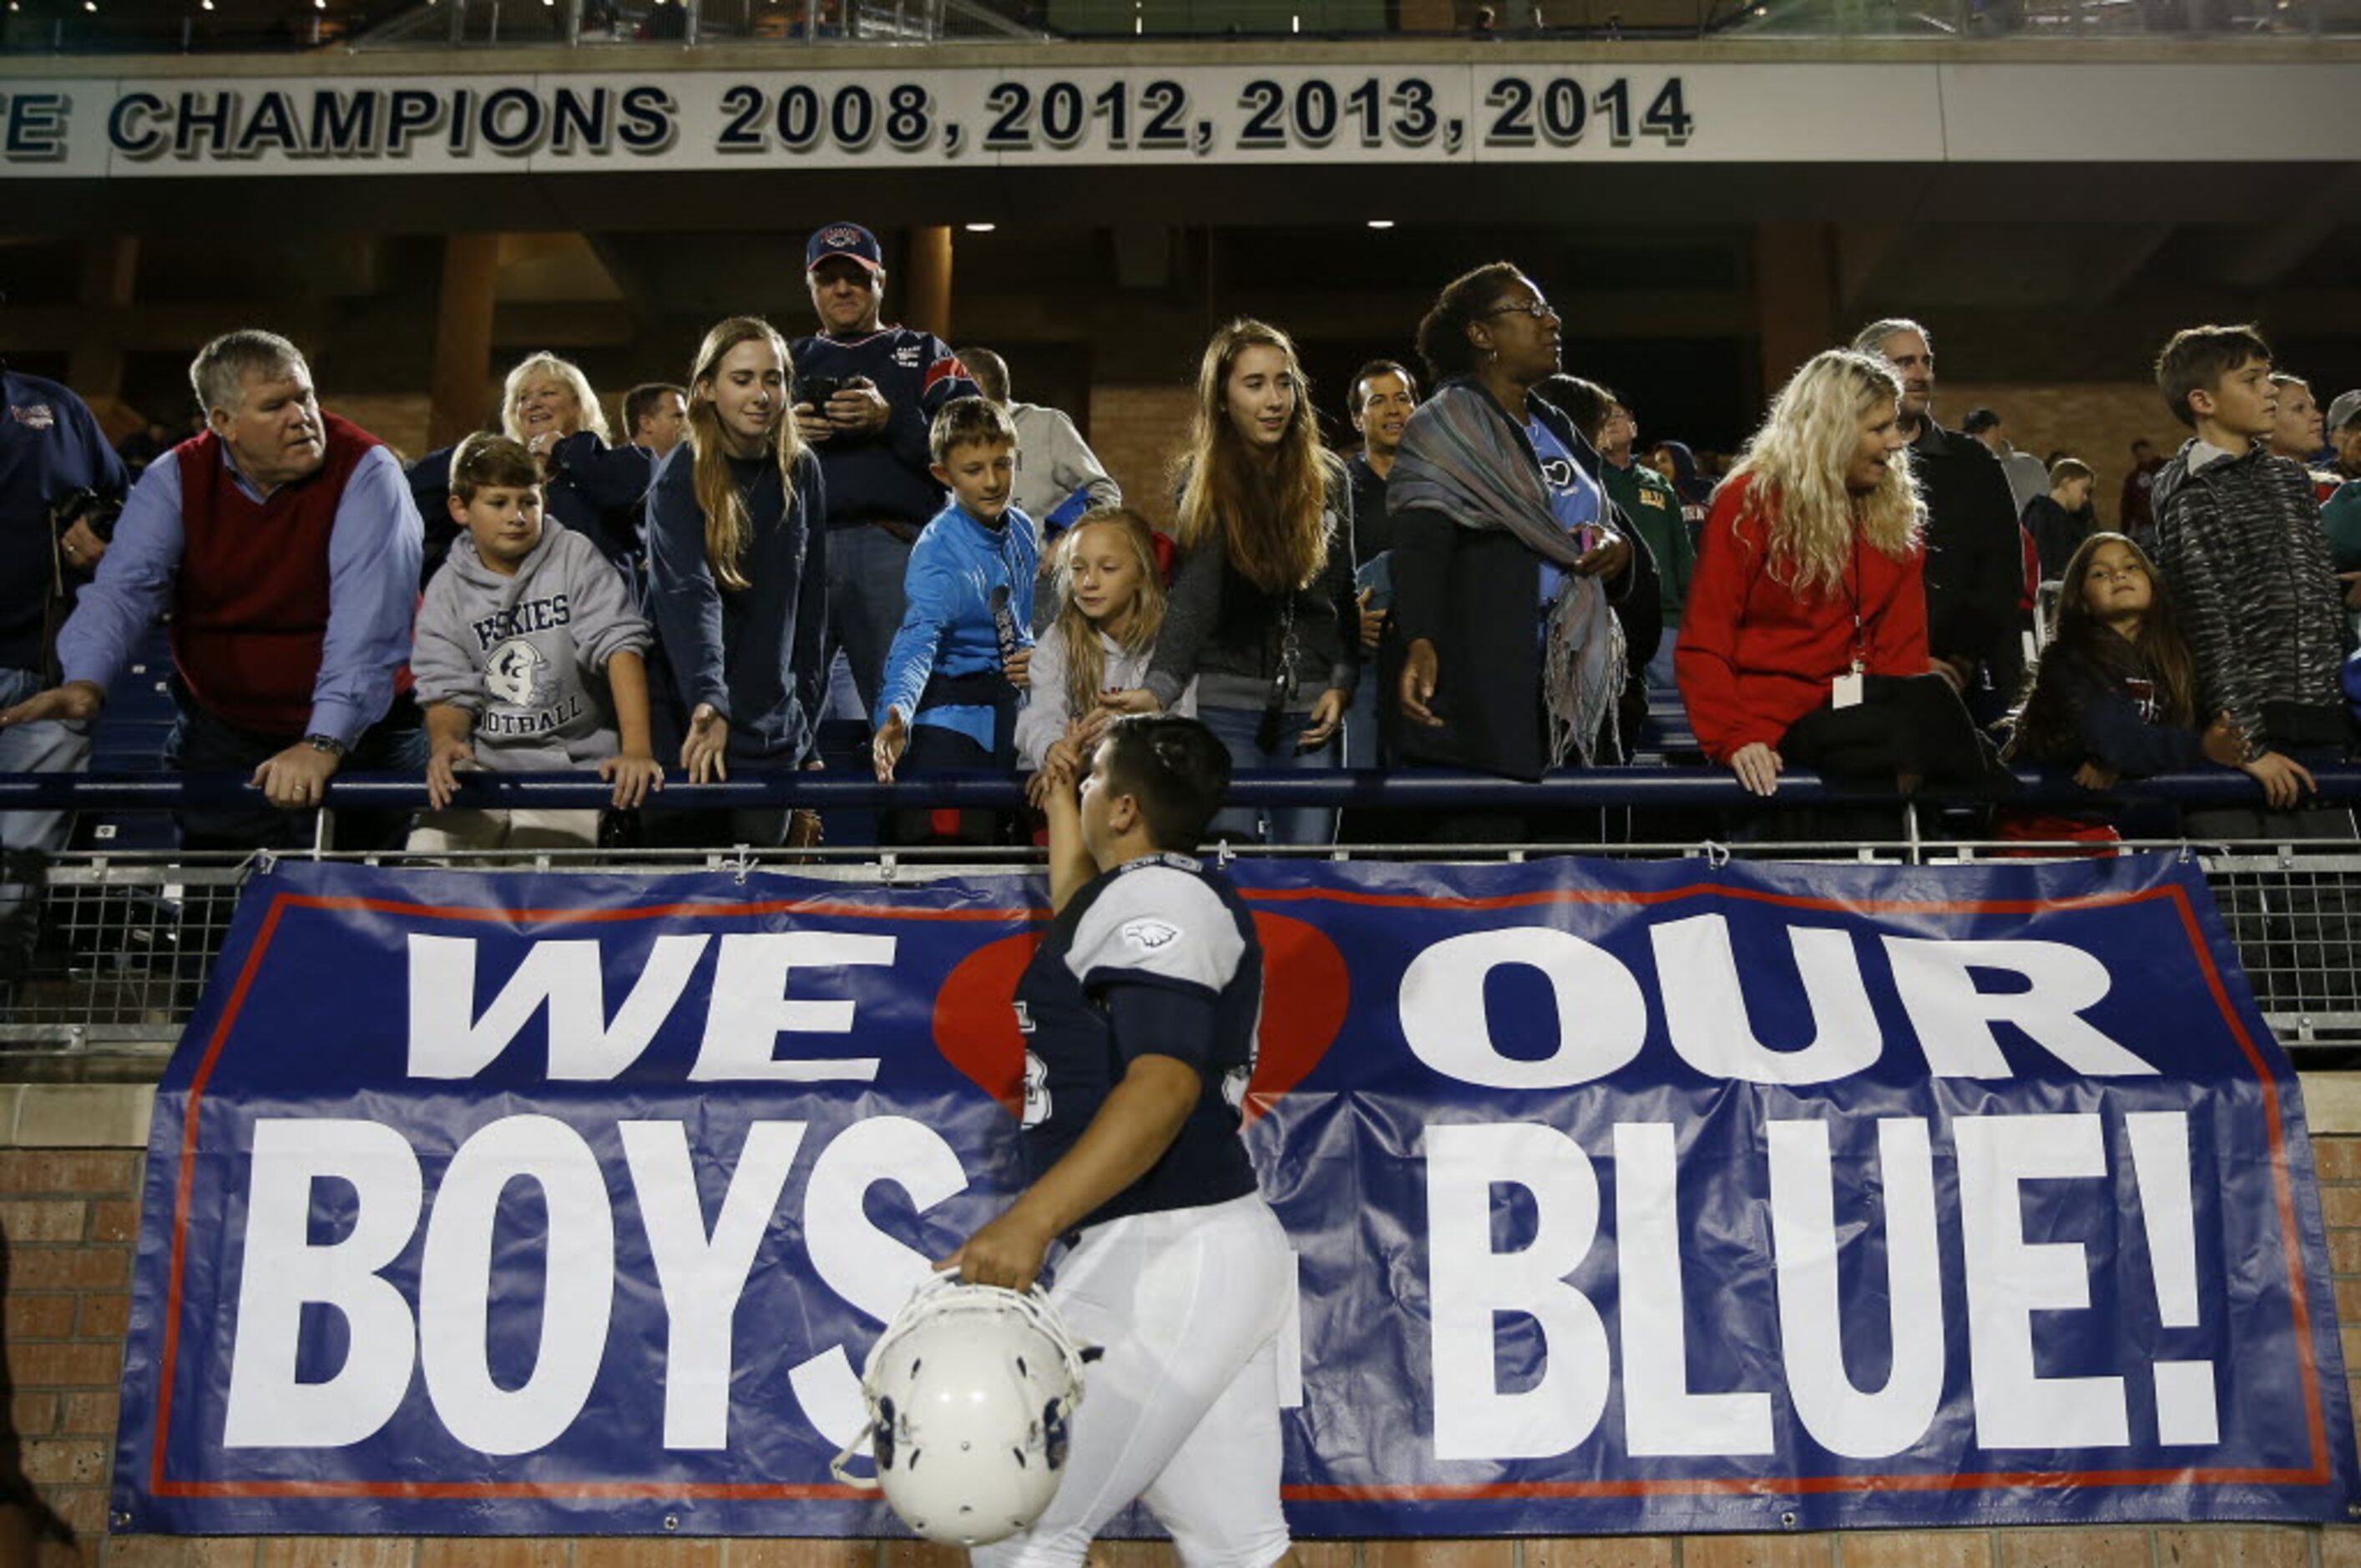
top-left (2121, 438), bottom-right (2166, 535)
top-left (1853, 318), bottom-right (2028, 719)
top-left (2021, 458), bottom-right (2096, 585)
top-left (0, 365), bottom-right (126, 986)
top-left (791, 220), bottom-right (979, 721)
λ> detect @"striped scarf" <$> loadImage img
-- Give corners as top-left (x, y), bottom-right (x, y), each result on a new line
top-left (1389, 383), bottom-right (1625, 767)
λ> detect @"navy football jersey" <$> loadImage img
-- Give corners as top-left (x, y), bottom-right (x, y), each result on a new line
top-left (1012, 853), bottom-right (1262, 1229)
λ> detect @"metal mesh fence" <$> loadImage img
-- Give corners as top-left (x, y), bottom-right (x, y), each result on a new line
top-left (5, 839), bottom-right (2358, 1065)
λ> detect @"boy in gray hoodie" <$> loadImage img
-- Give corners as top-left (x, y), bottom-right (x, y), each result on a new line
top-left (409, 433), bottom-right (661, 852)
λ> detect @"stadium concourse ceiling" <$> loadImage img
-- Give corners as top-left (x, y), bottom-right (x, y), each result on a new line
top-left (11, 154), bottom-right (2361, 235)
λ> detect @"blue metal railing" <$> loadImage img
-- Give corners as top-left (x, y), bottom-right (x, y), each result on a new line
top-left (5, 765), bottom-right (2359, 815)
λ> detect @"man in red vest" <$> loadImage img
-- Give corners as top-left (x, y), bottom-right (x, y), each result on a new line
top-left (0, 329), bottom-right (423, 848)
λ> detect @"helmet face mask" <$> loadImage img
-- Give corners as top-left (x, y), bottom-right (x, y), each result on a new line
top-left (832, 1276), bottom-right (1091, 1547)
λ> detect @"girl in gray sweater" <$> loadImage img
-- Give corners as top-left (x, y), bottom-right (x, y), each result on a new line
top-left (1129, 321), bottom-right (1357, 847)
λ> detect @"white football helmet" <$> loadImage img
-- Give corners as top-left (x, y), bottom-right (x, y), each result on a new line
top-left (832, 1273), bottom-right (1091, 1546)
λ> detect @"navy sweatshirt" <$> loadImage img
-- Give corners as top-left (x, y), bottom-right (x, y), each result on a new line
top-left (645, 445), bottom-right (831, 767)
top-left (789, 326), bottom-right (976, 529)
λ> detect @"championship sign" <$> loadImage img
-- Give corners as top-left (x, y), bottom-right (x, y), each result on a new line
top-left (9, 61), bottom-right (2361, 177)
top-left (113, 853), bottom-right (2358, 1535)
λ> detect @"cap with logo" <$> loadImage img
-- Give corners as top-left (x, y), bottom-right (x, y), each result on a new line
top-left (2324, 389), bottom-right (2361, 437)
top-left (806, 222), bottom-right (884, 275)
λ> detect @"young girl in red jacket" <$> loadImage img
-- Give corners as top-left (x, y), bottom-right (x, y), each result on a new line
top-left (1677, 348), bottom-right (2000, 802)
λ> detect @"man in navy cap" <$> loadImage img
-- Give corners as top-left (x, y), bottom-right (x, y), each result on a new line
top-left (791, 220), bottom-right (980, 721)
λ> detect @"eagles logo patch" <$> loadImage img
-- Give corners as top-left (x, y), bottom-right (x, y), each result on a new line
top-left (1118, 918), bottom-right (1181, 953)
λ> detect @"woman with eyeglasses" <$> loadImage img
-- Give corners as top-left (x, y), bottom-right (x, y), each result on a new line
top-left (407, 351), bottom-right (654, 584)
top-left (1105, 318), bottom-right (1358, 847)
top-left (1389, 263), bottom-right (1642, 829)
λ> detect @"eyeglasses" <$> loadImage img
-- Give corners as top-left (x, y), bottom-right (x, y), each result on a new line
top-left (1483, 298), bottom-right (1560, 322)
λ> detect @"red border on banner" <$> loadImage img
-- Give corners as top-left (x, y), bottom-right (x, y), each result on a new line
top-left (145, 877), bottom-right (2334, 1501)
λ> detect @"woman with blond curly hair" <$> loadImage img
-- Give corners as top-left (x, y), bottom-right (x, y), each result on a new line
top-left (1677, 346), bottom-right (1997, 799)
top-left (1118, 318), bottom-right (1359, 846)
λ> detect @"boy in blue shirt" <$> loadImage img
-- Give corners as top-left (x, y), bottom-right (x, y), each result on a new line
top-left (872, 397), bottom-right (1038, 842)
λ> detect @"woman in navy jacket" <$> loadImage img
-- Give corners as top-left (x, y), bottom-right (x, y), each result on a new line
top-left (644, 316), bottom-right (829, 847)
top-left (409, 352), bottom-right (654, 584)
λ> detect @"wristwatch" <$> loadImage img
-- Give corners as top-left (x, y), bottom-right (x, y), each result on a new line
top-left (303, 733), bottom-right (348, 759)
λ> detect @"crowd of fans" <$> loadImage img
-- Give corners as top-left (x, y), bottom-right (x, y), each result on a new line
top-left (4, 219), bottom-right (2361, 923)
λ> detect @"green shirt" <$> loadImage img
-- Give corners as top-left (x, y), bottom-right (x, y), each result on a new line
top-left (1600, 458), bottom-right (1694, 622)
top-left (2323, 479), bottom-right (2361, 574)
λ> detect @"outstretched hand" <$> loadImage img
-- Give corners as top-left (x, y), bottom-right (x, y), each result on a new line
top-left (1729, 741), bottom-right (1782, 797)
top-left (600, 751), bottom-right (665, 808)
top-left (253, 742), bottom-right (338, 811)
top-left (681, 704), bottom-right (731, 783)
top-left (0, 680), bottom-right (102, 731)
top-left (2242, 748), bottom-right (2316, 811)
top-left (872, 708), bottom-right (910, 784)
top-left (1575, 529), bottom-right (1630, 579)
top-left (425, 737), bottom-right (477, 811)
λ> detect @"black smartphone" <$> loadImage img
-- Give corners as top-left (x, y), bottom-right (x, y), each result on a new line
top-left (797, 374), bottom-right (842, 411)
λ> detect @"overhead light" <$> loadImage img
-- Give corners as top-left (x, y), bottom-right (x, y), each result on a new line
top-left (1367, 219), bottom-right (1396, 230)
top-left (964, 222), bottom-right (996, 233)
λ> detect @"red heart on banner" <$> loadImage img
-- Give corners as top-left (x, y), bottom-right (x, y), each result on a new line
top-left (932, 932), bottom-right (1040, 1115)
top-left (929, 913), bottom-right (1349, 1124)
top-left (1238, 912), bottom-right (1349, 1122)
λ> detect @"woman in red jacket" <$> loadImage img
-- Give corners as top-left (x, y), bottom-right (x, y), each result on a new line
top-left (1678, 348), bottom-right (1996, 798)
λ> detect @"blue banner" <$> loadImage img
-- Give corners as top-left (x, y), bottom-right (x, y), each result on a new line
top-left (113, 854), bottom-right (2358, 1536)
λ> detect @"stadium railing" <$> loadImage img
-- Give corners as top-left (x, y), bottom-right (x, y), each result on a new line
top-left (10, 0), bottom-right (2357, 55)
top-left (3, 764), bottom-right (2358, 1069)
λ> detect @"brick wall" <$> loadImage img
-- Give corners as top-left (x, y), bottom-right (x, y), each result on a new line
top-left (6, 1141), bottom-right (132, 1559)
top-left (1076, 385), bottom-right (1198, 535)
top-left (327, 397), bottom-right (437, 468)
top-left (1936, 382), bottom-right (2185, 534)
top-left (8, 1089), bottom-right (2360, 1566)
top-left (1073, 381), bottom-right (2196, 541)
top-left (327, 384), bottom-right (1183, 518)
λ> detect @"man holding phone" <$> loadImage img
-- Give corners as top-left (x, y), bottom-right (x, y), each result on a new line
top-left (791, 221), bottom-right (982, 719)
